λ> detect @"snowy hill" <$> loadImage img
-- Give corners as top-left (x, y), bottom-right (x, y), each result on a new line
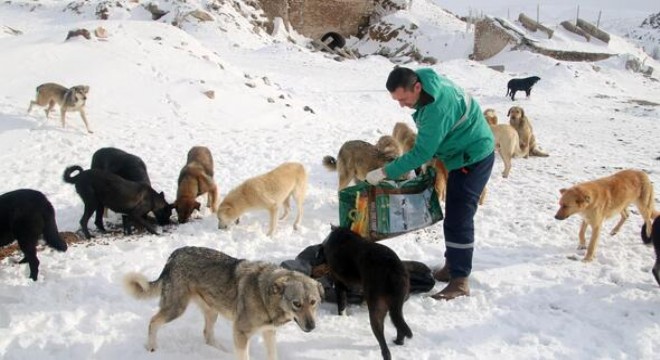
top-left (1, 1), bottom-right (659, 359)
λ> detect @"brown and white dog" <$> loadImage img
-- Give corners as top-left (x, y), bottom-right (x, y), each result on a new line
top-left (507, 106), bottom-right (548, 158)
top-left (554, 169), bottom-right (655, 262)
top-left (28, 82), bottom-right (92, 133)
top-left (175, 146), bottom-right (218, 223)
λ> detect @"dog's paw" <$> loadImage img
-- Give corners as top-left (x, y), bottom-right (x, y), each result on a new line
top-left (566, 254), bottom-right (580, 261)
top-left (581, 256), bottom-right (594, 263)
top-left (145, 344), bottom-right (157, 352)
top-left (576, 244), bottom-right (587, 250)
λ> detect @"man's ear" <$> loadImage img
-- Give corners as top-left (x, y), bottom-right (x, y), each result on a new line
top-left (414, 81), bottom-right (422, 93)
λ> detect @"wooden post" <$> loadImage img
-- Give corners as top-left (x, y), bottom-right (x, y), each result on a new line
top-left (597, 10), bottom-right (602, 29)
top-left (576, 5), bottom-right (580, 26)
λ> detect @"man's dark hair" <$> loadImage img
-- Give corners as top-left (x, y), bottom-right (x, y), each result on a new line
top-left (386, 66), bottom-right (418, 92)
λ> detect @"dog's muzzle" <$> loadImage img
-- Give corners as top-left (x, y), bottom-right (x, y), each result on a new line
top-left (295, 316), bottom-right (316, 333)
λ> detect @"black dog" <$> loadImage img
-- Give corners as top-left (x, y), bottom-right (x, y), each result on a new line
top-left (641, 216), bottom-right (660, 287)
top-left (90, 147), bottom-right (172, 225)
top-left (321, 226), bottom-right (412, 360)
top-left (0, 189), bottom-right (68, 280)
top-left (63, 165), bottom-right (171, 239)
top-left (506, 76), bottom-right (541, 101)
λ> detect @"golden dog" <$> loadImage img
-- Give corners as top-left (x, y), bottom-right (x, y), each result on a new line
top-left (554, 169), bottom-right (655, 262)
top-left (175, 146), bottom-right (218, 223)
top-left (483, 108), bottom-right (498, 125)
top-left (217, 162), bottom-right (307, 236)
top-left (323, 136), bottom-right (401, 191)
top-left (507, 106), bottom-right (548, 158)
top-left (485, 110), bottom-right (523, 178)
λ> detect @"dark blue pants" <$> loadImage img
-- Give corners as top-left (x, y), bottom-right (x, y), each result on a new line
top-left (443, 152), bottom-right (494, 278)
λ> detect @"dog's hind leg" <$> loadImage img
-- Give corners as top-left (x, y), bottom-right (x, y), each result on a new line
top-left (147, 298), bottom-right (190, 352)
top-left (610, 209), bottom-right (629, 236)
top-left (262, 329), bottom-right (278, 360)
top-left (578, 220), bottom-right (588, 250)
top-left (389, 296), bottom-right (412, 345)
top-left (94, 204), bottom-right (107, 234)
top-left (15, 228), bottom-right (40, 281)
top-left (279, 195), bottom-right (291, 221)
top-left (45, 100), bottom-right (55, 119)
top-left (80, 203), bottom-right (97, 239)
top-left (583, 223), bottom-right (601, 262)
top-left (367, 297), bottom-right (392, 360)
top-left (267, 205), bottom-right (278, 236)
top-left (293, 184), bottom-right (306, 231)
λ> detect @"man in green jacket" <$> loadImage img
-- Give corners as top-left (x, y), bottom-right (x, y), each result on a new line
top-left (366, 67), bottom-right (495, 300)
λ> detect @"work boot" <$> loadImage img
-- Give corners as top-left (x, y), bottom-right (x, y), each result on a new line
top-left (432, 263), bottom-right (451, 282)
top-left (431, 277), bottom-right (470, 300)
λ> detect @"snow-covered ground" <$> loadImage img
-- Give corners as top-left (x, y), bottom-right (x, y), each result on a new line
top-left (1, 1), bottom-right (659, 359)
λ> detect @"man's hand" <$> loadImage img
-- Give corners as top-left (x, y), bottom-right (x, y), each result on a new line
top-left (366, 168), bottom-right (387, 185)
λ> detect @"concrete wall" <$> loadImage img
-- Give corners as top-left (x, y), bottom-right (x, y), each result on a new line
top-left (260, 0), bottom-right (374, 39)
top-left (473, 19), bottom-right (518, 61)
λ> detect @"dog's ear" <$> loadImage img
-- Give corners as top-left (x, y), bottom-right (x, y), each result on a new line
top-left (559, 188), bottom-right (566, 194)
top-left (194, 201), bottom-right (201, 211)
top-left (507, 107), bottom-right (512, 116)
top-left (583, 194), bottom-right (591, 204)
top-left (270, 277), bottom-right (288, 295)
top-left (330, 224), bottom-right (338, 231)
top-left (316, 281), bottom-right (325, 301)
top-left (520, 108), bottom-right (526, 118)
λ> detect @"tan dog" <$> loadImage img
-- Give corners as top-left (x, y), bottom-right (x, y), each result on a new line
top-left (485, 109), bottom-right (523, 178)
top-left (483, 108), bottom-right (498, 125)
top-left (217, 162), bottom-right (307, 236)
top-left (175, 146), bottom-right (218, 223)
top-left (554, 169), bottom-right (656, 262)
top-left (27, 82), bottom-right (92, 133)
top-left (507, 106), bottom-right (548, 158)
top-left (323, 136), bottom-right (401, 191)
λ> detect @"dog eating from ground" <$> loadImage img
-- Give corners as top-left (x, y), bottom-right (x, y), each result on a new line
top-left (217, 162), bottom-right (307, 236)
top-left (554, 169), bottom-right (655, 262)
top-left (323, 135), bottom-right (402, 191)
top-left (506, 76), bottom-right (540, 101)
top-left (90, 147), bottom-right (172, 226)
top-left (63, 165), bottom-right (171, 239)
top-left (320, 226), bottom-right (412, 360)
top-left (175, 146), bottom-right (219, 223)
top-left (507, 106), bottom-right (549, 158)
top-left (485, 110), bottom-right (523, 178)
top-left (641, 214), bottom-right (660, 287)
top-left (123, 246), bottom-right (323, 359)
top-left (27, 82), bottom-right (92, 133)
top-left (0, 189), bottom-right (68, 280)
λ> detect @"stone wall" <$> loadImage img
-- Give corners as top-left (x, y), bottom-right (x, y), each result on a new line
top-left (473, 19), bottom-right (518, 61)
top-left (260, 0), bottom-right (374, 39)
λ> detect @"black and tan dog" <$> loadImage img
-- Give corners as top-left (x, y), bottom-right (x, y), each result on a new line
top-left (0, 189), bottom-right (68, 280)
top-left (175, 146), bottom-right (218, 223)
top-left (506, 76), bottom-right (540, 101)
top-left (91, 147), bottom-right (172, 226)
top-left (641, 214), bottom-right (660, 286)
top-left (63, 165), bottom-right (171, 239)
top-left (321, 226), bottom-right (412, 360)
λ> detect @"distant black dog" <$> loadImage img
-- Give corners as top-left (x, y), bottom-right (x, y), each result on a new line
top-left (0, 189), bottom-right (68, 280)
top-left (506, 76), bottom-right (541, 101)
top-left (90, 147), bottom-right (172, 225)
top-left (63, 165), bottom-right (171, 239)
top-left (641, 216), bottom-right (660, 287)
top-left (321, 226), bottom-right (412, 360)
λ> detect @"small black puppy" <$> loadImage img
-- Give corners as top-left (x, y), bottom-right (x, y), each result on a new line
top-left (321, 226), bottom-right (412, 360)
top-left (641, 216), bottom-right (660, 287)
top-left (63, 165), bottom-right (171, 239)
top-left (90, 147), bottom-right (172, 226)
top-left (0, 189), bottom-right (68, 280)
top-left (506, 76), bottom-right (541, 101)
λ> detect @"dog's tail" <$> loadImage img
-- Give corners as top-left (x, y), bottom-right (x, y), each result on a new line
top-left (123, 272), bottom-right (162, 299)
top-left (322, 156), bottom-right (337, 171)
top-left (529, 147), bottom-right (549, 157)
top-left (63, 165), bottom-right (84, 184)
top-left (42, 201), bottom-right (68, 252)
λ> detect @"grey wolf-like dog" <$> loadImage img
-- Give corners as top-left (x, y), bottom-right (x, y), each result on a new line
top-left (28, 82), bottom-right (92, 133)
top-left (124, 246), bottom-right (323, 360)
